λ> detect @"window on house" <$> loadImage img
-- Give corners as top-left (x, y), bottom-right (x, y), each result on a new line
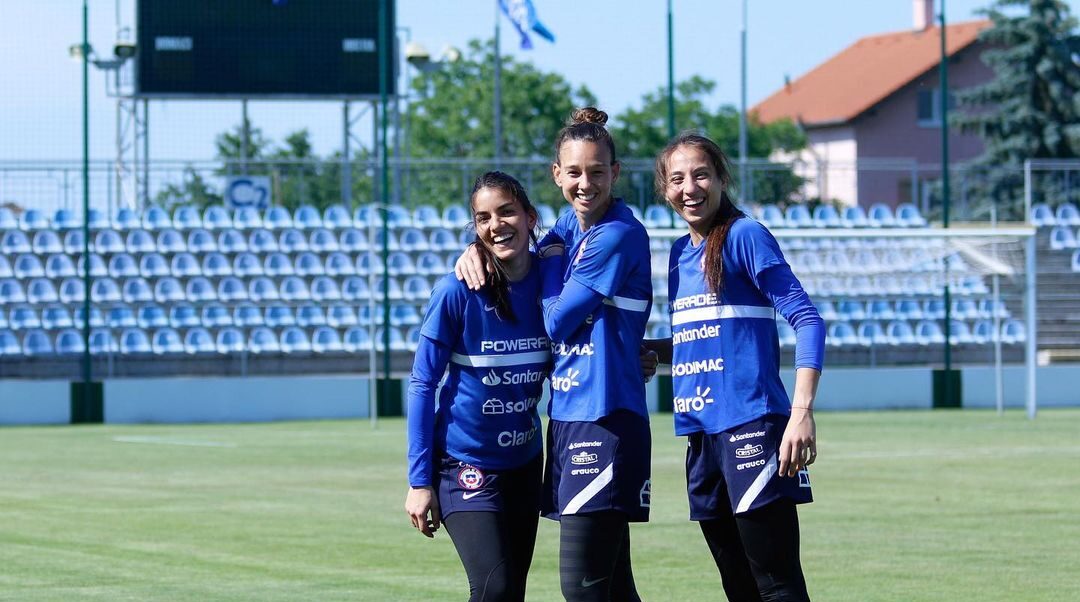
top-left (916, 88), bottom-right (955, 127)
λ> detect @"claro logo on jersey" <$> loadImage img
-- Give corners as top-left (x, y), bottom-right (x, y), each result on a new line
top-left (552, 342), bottom-right (595, 356)
top-left (497, 426), bottom-right (538, 448)
top-left (481, 369), bottom-right (546, 386)
top-left (480, 337), bottom-right (549, 353)
top-left (550, 368), bottom-right (583, 392)
top-left (673, 386), bottom-right (714, 413)
top-left (671, 358), bottom-right (724, 376)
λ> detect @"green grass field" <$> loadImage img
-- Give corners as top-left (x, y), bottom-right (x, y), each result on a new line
top-left (1, 409), bottom-right (1078, 601)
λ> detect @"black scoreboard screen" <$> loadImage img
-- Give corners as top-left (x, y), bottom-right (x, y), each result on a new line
top-left (136, 0), bottom-right (395, 98)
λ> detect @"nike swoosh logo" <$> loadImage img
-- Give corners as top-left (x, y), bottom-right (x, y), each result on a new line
top-left (461, 491), bottom-right (482, 500)
top-left (581, 576), bottom-right (607, 588)
top-left (483, 304), bottom-right (497, 312)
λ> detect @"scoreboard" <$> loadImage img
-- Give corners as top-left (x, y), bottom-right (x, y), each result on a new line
top-left (136, 0), bottom-right (396, 98)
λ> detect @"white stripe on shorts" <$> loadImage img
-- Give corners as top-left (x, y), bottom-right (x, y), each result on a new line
top-left (602, 296), bottom-right (650, 312)
top-left (562, 462), bottom-right (614, 515)
top-left (671, 304), bottom-right (775, 326)
top-left (735, 454), bottom-right (778, 514)
top-left (450, 350), bottom-right (550, 367)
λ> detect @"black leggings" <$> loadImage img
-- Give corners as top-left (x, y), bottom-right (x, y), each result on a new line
top-left (443, 510), bottom-right (539, 602)
top-left (558, 512), bottom-right (641, 602)
top-left (699, 500), bottom-right (810, 602)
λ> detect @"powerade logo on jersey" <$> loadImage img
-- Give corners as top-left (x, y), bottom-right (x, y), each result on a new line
top-left (673, 323), bottom-right (721, 345)
top-left (481, 369), bottom-right (546, 386)
top-left (673, 386), bottom-right (714, 413)
top-left (552, 342), bottom-right (595, 356)
top-left (735, 443), bottom-right (764, 459)
top-left (550, 368), bottom-right (582, 392)
top-left (570, 451), bottom-right (598, 465)
top-left (671, 358), bottom-right (724, 376)
top-left (671, 293), bottom-right (718, 311)
top-left (480, 337), bottom-right (549, 353)
top-left (481, 396), bottom-right (541, 415)
top-left (497, 426), bottom-right (538, 448)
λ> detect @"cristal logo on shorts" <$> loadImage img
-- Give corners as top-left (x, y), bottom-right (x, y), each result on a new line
top-left (734, 443), bottom-right (764, 458)
top-left (570, 451), bottom-right (598, 465)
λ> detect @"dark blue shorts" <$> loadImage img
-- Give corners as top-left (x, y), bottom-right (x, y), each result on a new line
top-left (686, 413), bottom-right (813, 520)
top-left (435, 453), bottom-right (542, 520)
top-left (542, 410), bottom-right (652, 523)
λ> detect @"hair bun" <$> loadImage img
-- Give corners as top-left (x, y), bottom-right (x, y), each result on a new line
top-left (570, 107), bottom-right (608, 127)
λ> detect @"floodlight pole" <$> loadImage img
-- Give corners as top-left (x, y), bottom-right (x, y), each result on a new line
top-left (738, 0), bottom-right (748, 201)
top-left (81, 0), bottom-right (93, 412)
top-left (378, 0), bottom-right (392, 415)
top-left (666, 0), bottom-right (675, 138)
top-left (939, 2), bottom-right (954, 398)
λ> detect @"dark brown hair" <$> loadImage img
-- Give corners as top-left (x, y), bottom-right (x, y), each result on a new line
top-left (655, 132), bottom-right (745, 295)
top-left (469, 171), bottom-right (540, 322)
top-left (553, 107), bottom-right (617, 166)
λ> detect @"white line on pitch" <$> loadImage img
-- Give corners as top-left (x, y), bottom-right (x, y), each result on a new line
top-left (112, 435), bottom-right (238, 448)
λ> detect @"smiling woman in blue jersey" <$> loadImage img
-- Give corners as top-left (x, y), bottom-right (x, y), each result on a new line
top-left (645, 133), bottom-right (825, 602)
top-left (405, 172), bottom-right (550, 602)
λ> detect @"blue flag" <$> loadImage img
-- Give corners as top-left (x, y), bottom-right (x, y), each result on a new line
top-left (498, 0), bottom-right (556, 50)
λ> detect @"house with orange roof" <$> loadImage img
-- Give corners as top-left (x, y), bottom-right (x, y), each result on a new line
top-left (752, 0), bottom-right (993, 209)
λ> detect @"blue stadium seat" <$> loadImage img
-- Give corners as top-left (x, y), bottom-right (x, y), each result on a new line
top-left (233, 207), bottom-right (264, 230)
top-left (89, 329), bottom-right (117, 354)
top-left (885, 320), bottom-right (916, 345)
top-left (203, 206), bottom-right (233, 230)
top-left (86, 208), bottom-right (109, 230)
top-left (0, 329), bottom-right (19, 355)
top-left (151, 328), bottom-right (184, 354)
top-left (390, 304), bottom-right (421, 326)
top-left (327, 304), bottom-right (359, 328)
top-left (416, 252), bottom-right (446, 276)
top-left (137, 304), bottom-right (169, 329)
top-left (643, 205), bottom-right (673, 229)
top-left (895, 298), bottom-right (924, 320)
top-left (373, 229), bottom-right (400, 251)
top-left (297, 304), bottom-right (327, 327)
top-left (311, 326), bottom-right (344, 353)
top-left (142, 206), bottom-right (173, 230)
top-left (311, 276), bottom-right (343, 302)
top-left (90, 278), bottom-right (122, 303)
top-left (113, 207), bottom-right (140, 230)
top-left (373, 327), bottom-right (408, 352)
top-left (172, 206), bottom-right (203, 229)
top-left (233, 303), bottom-right (264, 327)
top-left (923, 299), bottom-right (947, 320)
top-left (124, 229), bottom-right (155, 254)
top-left (107, 305), bottom-right (137, 329)
top-left (218, 228), bottom-right (248, 253)
top-left (914, 320), bottom-right (945, 346)
top-left (867, 203), bottom-right (896, 228)
top-left (403, 275), bottom-right (432, 301)
top-left (759, 205), bottom-right (785, 229)
top-left (429, 228), bottom-right (458, 252)
top-left (154, 277), bottom-right (186, 303)
top-left (895, 203), bottom-right (927, 227)
top-left (411, 205), bottom-right (440, 229)
top-left (442, 205), bottom-right (469, 229)
top-left (949, 320), bottom-right (974, 345)
top-left (343, 327), bottom-right (373, 352)
top-left (826, 322), bottom-right (858, 347)
top-left (48, 209), bottom-right (75, 230)
top-left (951, 298), bottom-right (980, 321)
top-left (183, 328), bottom-right (216, 354)
top-left (866, 299), bottom-right (896, 321)
top-left (2, 230), bottom-right (32, 254)
top-left (23, 329), bottom-right (54, 355)
top-left (187, 228), bottom-right (217, 253)
top-left (41, 305), bottom-right (73, 330)
top-left (170, 252), bottom-right (201, 277)
top-left (358, 305), bottom-right (378, 326)
top-left (167, 304), bottom-right (200, 329)
top-left (295, 252), bottom-right (325, 277)
top-left (325, 252), bottom-right (355, 277)
top-left (785, 205), bottom-right (813, 228)
top-left (294, 205), bottom-right (323, 229)
top-left (373, 276), bottom-right (404, 300)
top-left (215, 328), bottom-right (246, 354)
top-left (201, 303), bottom-right (233, 327)
top-left (217, 277), bottom-right (248, 302)
top-left (156, 229), bottom-right (187, 253)
top-left (970, 320), bottom-right (994, 344)
top-left (1029, 203), bottom-right (1055, 227)
top-left (248, 327), bottom-right (281, 354)
top-left (280, 326), bottom-right (312, 354)
top-left (399, 228), bottom-right (429, 252)
top-left (32, 230), bottom-right (63, 254)
top-left (63, 230), bottom-right (86, 254)
top-left (814, 300), bottom-right (838, 322)
top-left (1049, 226), bottom-right (1077, 250)
top-left (356, 251), bottom-right (382, 275)
top-left (108, 253), bottom-right (140, 278)
top-left (264, 206), bottom-right (294, 230)
top-left (279, 276), bottom-right (311, 302)
top-left (1001, 319), bottom-right (1026, 344)
top-left (857, 321), bottom-right (888, 346)
top-left (248, 228), bottom-right (278, 253)
top-left (55, 329), bottom-right (85, 355)
top-left (386, 205), bottom-right (411, 228)
top-left (0, 207), bottom-right (18, 229)
top-left (0, 256), bottom-right (11, 279)
top-left (120, 328), bottom-right (152, 354)
top-left (976, 298), bottom-right (1009, 320)
top-left (1055, 203), bottom-right (1080, 226)
top-left (353, 204), bottom-right (379, 227)
top-left (9, 306), bottom-right (41, 330)
top-left (14, 254), bottom-right (45, 279)
top-left (59, 278), bottom-right (85, 304)
top-left (812, 205), bottom-right (841, 228)
top-left (74, 306), bottom-right (105, 329)
top-left (339, 228), bottom-right (368, 252)
top-left (249, 277), bottom-right (280, 302)
top-left (279, 228), bottom-right (309, 253)
top-left (341, 276), bottom-right (370, 301)
top-left (122, 277), bottom-right (154, 304)
top-left (323, 205), bottom-right (353, 230)
top-left (840, 206), bottom-right (868, 228)
top-left (201, 252), bottom-right (232, 277)
top-left (387, 252), bottom-right (415, 276)
top-left (139, 253), bottom-right (170, 278)
top-left (405, 326), bottom-right (422, 352)
top-left (309, 228), bottom-right (340, 253)
top-left (836, 300), bottom-right (866, 321)
top-left (232, 252), bottom-right (263, 277)
top-left (1073, 249), bottom-right (1080, 272)
top-left (76, 253), bottom-right (108, 278)
top-left (186, 277), bottom-right (217, 302)
top-left (264, 252), bottom-right (295, 277)
top-left (26, 279), bottom-right (58, 304)
top-left (19, 209), bottom-right (48, 231)
top-left (457, 229), bottom-right (474, 248)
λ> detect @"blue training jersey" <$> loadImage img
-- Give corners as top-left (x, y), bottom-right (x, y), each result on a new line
top-left (545, 199), bottom-right (653, 422)
top-left (668, 218), bottom-right (794, 435)
top-left (410, 260), bottom-right (549, 482)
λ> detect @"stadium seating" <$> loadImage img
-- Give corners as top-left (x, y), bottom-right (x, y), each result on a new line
top-left (32, 230), bottom-right (63, 254)
top-left (1030, 203), bottom-right (1055, 226)
top-left (23, 329), bottom-right (54, 355)
top-left (1049, 226), bottom-right (1077, 250)
top-left (280, 327), bottom-right (312, 353)
top-left (174, 206), bottom-right (203, 229)
top-left (323, 205), bottom-right (352, 230)
top-left (895, 203), bottom-right (928, 227)
top-left (216, 328), bottom-right (246, 354)
top-left (294, 205), bottom-right (323, 229)
top-left (20, 210), bottom-right (50, 231)
top-left (203, 206), bottom-right (233, 230)
top-left (1073, 250), bottom-right (1080, 273)
top-left (142, 206), bottom-right (173, 230)
top-left (234, 207), bottom-right (264, 230)
top-left (55, 329), bottom-right (84, 354)
top-left (1054, 203), bottom-right (1080, 226)
top-left (0, 207), bottom-right (19, 230)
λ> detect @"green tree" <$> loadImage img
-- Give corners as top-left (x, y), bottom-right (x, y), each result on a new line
top-left (953, 0), bottom-right (1080, 219)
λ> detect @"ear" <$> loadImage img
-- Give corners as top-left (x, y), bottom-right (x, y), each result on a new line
top-left (551, 162), bottom-right (562, 186)
top-left (611, 161), bottom-right (621, 185)
top-left (528, 208), bottom-right (538, 231)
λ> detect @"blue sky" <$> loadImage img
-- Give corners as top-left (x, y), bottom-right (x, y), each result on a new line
top-left (2, 0), bottom-right (1077, 161)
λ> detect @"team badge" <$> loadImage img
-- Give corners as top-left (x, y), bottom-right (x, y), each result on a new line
top-left (457, 466), bottom-right (485, 490)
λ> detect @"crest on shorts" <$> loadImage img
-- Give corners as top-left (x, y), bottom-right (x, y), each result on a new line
top-left (458, 466), bottom-right (484, 490)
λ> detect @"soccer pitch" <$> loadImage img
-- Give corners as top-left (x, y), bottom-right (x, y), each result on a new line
top-left (1, 409), bottom-right (1078, 601)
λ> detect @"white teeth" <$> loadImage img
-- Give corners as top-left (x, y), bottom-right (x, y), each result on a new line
top-left (493, 233), bottom-right (514, 244)
top-left (683, 198), bottom-right (704, 208)
top-left (576, 193), bottom-right (597, 201)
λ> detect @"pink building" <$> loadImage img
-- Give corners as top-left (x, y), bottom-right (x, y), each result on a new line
top-left (753, 1), bottom-right (993, 209)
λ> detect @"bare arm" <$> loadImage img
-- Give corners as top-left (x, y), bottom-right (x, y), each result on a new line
top-left (778, 367), bottom-right (820, 478)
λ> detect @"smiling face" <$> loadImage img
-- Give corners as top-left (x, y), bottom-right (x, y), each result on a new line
top-left (663, 144), bottom-right (725, 245)
top-left (552, 140), bottom-right (620, 230)
top-left (472, 186), bottom-right (536, 278)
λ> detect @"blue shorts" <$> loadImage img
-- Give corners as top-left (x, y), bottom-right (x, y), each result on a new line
top-left (686, 414), bottom-right (813, 520)
top-left (542, 410), bottom-right (651, 523)
top-left (435, 453), bottom-right (542, 520)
